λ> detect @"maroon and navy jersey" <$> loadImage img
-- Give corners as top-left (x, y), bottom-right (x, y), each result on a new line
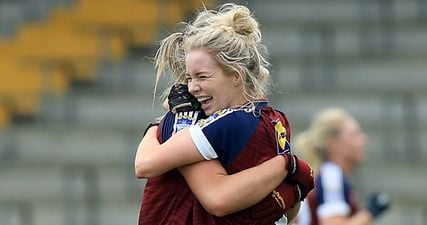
top-left (187, 101), bottom-right (293, 224)
top-left (188, 101), bottom-right (291, 167)
top-left (139, 100), bottom-right (293, 224)
top-left (294, 161), bottom-right (359, 225)
top-left (138, 112), bottom-right (202, 225)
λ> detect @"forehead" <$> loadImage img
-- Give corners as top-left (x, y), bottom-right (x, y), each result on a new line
top-left (341, 116), bottom-right (361, 133)
top-left (185, 50), bottom-right (219, 73)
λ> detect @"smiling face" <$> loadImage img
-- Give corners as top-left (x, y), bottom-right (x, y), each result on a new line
top-left (185, 49), bottom-right (246, 116)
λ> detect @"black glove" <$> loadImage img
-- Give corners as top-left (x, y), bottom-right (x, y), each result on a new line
top-left (168, 83), bottom-right (201, 113)
top-left (366, 192), bottom-right (391, 218)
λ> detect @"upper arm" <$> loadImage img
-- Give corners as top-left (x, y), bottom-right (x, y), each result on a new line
top-left (178, 160), bottom-right (228, 214)
top-left (135, 127), bottom-right (206, 178)
top-left (178, 155), bottom-right (287, 217)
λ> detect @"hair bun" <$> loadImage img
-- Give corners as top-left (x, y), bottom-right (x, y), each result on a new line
top-left (231, 7), bottom-right (256, 36)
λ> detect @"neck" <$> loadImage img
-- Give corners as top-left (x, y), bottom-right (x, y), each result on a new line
top-left (230, 95), bottom-right (251, 108)
top-left (329, 157), bottom-right (354, 176)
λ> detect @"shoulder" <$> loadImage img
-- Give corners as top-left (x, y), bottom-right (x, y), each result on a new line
top-left (317, 162), bottom-right (346, 191)
top-left (196, 108), bottom-right (259, 130)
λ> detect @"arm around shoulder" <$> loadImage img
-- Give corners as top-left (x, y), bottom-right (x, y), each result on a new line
top-left (135, 126), bottom-right (205, 178)
top-left (179, 155), bottom-right (287, 216)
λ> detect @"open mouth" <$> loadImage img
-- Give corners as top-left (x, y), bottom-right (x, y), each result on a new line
top-left (198, 97), bottom-right (212, 107)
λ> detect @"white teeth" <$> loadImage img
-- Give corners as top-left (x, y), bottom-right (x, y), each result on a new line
top-left (198, 97), bottom-right (211, 102)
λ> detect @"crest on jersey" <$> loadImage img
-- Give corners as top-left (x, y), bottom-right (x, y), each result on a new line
top-left (197, 109), bottom-right (230, 128)
top-left (272, 119), bottom-right (291, 154)
top-left (173, 111), bottom-right (199, 134)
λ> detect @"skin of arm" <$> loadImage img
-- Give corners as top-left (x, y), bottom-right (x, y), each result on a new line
top-left (135, 125), bottom-right (205, 178)
top-left (178, 155), bottom-right (287, 216)
top-left (319, 210), bottom-right (372, 225)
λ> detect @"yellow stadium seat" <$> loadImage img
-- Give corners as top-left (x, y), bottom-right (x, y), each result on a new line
top-left (0, 103), bottom-right (11, 130)
top-left (0, 60), bottom-right (69, 116)
top-left (72, 0), bottom-right (159, 46)
top-left (0, 72), bottom-right (42, 116)
top-left (49, 8), bottom-right (126, 61)
top-left (14, 23), bottom-right (102, 82)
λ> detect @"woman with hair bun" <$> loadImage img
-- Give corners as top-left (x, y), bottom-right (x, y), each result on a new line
top-left (135, 4), bottom-right (314, 224)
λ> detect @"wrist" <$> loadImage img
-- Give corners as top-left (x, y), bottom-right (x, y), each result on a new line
top-left (282, 154), bottom-right (296, 178)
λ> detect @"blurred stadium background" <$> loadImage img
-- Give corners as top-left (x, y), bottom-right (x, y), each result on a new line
top-left (0, 0), bottom-right (426, 224)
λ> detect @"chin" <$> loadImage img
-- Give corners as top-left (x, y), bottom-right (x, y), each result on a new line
top-left (204, 109), bottom-right (214, 116)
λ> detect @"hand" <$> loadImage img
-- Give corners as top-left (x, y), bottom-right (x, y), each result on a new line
top-left (168, 83), bottom-right (201, 113)
top-left (367, 192), bottom-right (391, 218)
top-left (283, 154), bottom-right (314, 200)
top-left (248, 182), bottom-right (300, 224)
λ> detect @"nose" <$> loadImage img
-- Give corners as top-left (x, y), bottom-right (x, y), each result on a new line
top-left (188, 80), bottom-right (200, 94)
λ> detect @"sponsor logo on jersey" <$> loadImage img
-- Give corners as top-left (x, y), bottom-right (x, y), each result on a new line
top-left (272, 119), bottom-right (291, 154)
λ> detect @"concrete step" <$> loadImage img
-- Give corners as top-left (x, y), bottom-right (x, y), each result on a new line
top-left (40, 89), bottom-right (165, 129)
top-left (275, 93), bottom-right (402, 128)
top-left (5, 125), bottom-right (140, 166)
top-left (0, 164), bottom-right (145, 203)
top-left (357, 162), bottom-right (427, 214)
top-left (273, 58), bottom-right (427, 93)
top-left (369, 200), bottom-right (426, 225)
top-left (95, 55), bottom-right (164, 93)
top-left (70, 91), bottom-right (164, 128)
top-left (263, 24), bottom-right (427, 59)
top-left (247, 0), bottom-right (422, 25)
top-left (272, 92), bottom-right (427, 160)
top-left (0, 198), bottom-right (141, 225)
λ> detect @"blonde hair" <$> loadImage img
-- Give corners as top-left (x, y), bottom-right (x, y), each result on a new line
top-left (294, 108), bottom-right (351, 171)
top-left (294, 131), bottom-right (322, 172)
top-left (153, 7), bottom-right (216, 101)
top-left (153, 3), bottom-right (272, 103)
top-left (184, 3), bottom-right (271, 100)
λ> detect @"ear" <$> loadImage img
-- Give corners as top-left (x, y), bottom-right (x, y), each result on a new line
top-left (233, 71), bottom-right (243, 87)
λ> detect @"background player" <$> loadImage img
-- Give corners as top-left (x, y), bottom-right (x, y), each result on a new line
top-left (291, 108), bottom-right (390, 225)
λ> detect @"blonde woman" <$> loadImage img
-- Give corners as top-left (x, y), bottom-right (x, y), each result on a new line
top-left (292, 108), bottom-right (390, 225)
top-left (135, 3), bottom-right (313, 224)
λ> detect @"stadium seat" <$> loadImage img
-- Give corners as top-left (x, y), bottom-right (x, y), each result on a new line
top-left (0, 59), bottom-right (68, 116)
top-left (48, 7), bottom-right (126, 61)
top-left (71, 0), bottom-right (159, 47)
top-left (14, 22), bottom-right (124, 82)
top-left (0, 0), bottom-right (216, 123)
top-left (0, 103), bottom-right (11, 130)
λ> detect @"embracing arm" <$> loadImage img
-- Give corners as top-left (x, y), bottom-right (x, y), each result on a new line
top-left (319, 210), bottom-right (372, 225)
top-left (178, 155), bottom-right (288, 216)
top-left (135, 125), bottom-right (205, 178)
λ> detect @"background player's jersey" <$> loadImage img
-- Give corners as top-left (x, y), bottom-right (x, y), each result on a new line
top-left (294, 161), bottom-right (359, 225)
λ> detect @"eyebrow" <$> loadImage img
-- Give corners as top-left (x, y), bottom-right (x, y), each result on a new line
top-left (185, 71), bottom-right (213, 77)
